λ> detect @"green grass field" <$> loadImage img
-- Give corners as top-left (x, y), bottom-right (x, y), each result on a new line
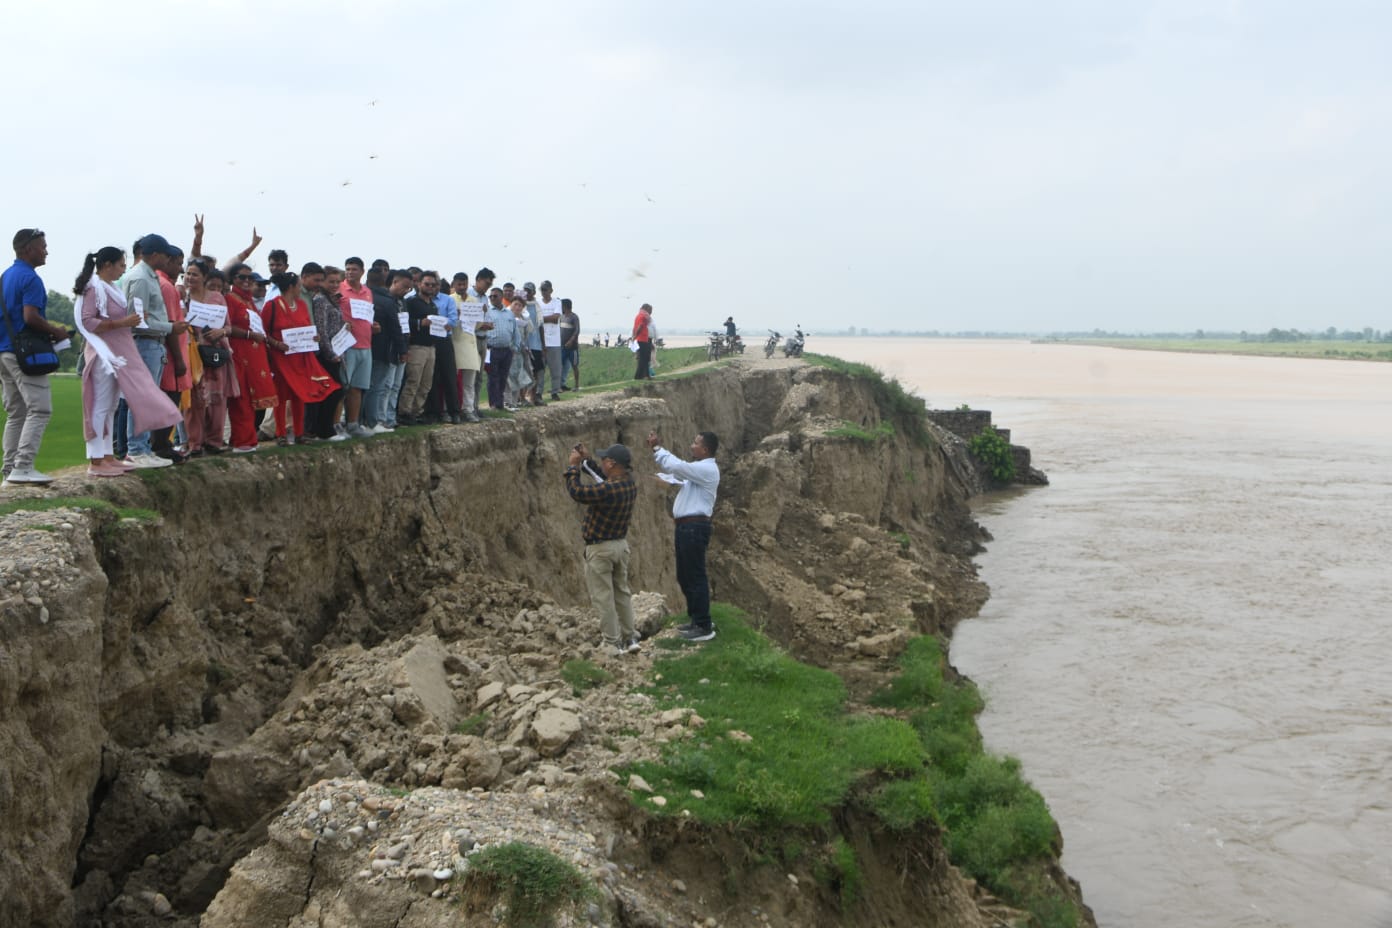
top-left (1, 347), bottom-right (710, 474)
top-left (1049, 337), bottom-right (1392, 361)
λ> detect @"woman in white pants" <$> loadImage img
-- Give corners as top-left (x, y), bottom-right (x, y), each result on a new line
top-left (75, 247), bottom-right (181, 477)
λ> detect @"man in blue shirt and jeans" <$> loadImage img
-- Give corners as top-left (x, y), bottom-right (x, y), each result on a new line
top-left (2, 228), bottom-right (68, 486)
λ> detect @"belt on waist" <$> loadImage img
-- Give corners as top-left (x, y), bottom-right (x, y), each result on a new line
top-left (674, 515), bottom-right (712, 525)
top-left (134, 332), bottom-right (165, 340)
top-left (584, 536), bottom-right (625, 546)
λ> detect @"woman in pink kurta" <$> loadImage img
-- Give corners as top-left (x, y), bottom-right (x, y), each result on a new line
top-left (74, 247), bottom-right (182, 477)
top-left (182, 261), bottom-right (239, 455)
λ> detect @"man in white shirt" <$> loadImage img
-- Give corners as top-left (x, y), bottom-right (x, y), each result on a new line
top-left (646, 429), bottom-right (721, 641)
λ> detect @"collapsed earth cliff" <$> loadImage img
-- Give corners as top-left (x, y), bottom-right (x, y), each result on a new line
top-left (0, 359), bottom-right (1091, 928)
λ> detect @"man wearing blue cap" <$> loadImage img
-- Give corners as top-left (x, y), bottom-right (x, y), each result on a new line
top-left (122, 234), bottom-right (189, 468)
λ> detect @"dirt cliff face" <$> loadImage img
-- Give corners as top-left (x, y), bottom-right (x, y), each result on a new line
top-left (0, 360), bottom-right (1082, 927)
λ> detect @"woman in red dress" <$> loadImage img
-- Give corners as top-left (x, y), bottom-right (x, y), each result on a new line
top-left (224, 263), bottom-right (278, 452)
top-left (263, 273), bottom-right (336, 444)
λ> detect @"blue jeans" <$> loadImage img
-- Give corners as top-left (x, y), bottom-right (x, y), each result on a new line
top-left (126, 338), bottom-right (166, 456)
top-left (383, 360), bottom-right (405, 425)
top-left (364, 359), bottom-right (390, 427)
top-left (675, 521), bottom-right (713, 628)
top-left (562, 348), bottom-right (579, 385)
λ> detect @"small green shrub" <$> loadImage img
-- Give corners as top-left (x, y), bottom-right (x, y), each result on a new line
top-left (820, 836), bottom-right (863, 909)
top-left (890, 531), bottom-right (911, 552)
top-left (465, 841), bottom-right (595, 928)
top-left (968, 426), bottom-right (1016, 483)
top-left (454, 713), bottom-right (490, 736)
top-left (560, 659), bottom-right (613, 696)
top-left (868, 777), bottom-right (937, 830)
top-left (826, 419), bottom-right (895, 444)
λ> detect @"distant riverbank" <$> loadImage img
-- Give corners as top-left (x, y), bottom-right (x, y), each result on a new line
top-left (1040, 337), bottom-right (1392, 362)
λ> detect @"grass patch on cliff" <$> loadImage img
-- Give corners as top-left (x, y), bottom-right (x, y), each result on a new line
top-left (825, 419), bottom-right (895, 444)
top-left (873, 636), bottom-right (1081, 928)
top-left (560, 659), bottom-right (613, 695)
top-left (463, 841), bottom-right (596, 927)
top-left (804, 354), bottom-right (933, 448)
top-left (0, 495), bottom-right (157, 522)
top-left (622, 605), bottom-right (928, 828)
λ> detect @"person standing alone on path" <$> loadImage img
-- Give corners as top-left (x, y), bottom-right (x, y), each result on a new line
top-left (564, 442), bottom-right (642, 657)
top-left (632, 303), bottom-right (653, 380)
top-left (647, 429), bottom-right (721, 641)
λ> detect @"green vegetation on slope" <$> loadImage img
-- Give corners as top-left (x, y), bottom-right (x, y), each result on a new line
top-left (803, 354), bottom-right (933, 447)
top-left (873, 636), bottom-right (1081, 928)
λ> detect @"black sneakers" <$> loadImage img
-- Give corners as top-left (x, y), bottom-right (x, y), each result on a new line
top-left (678, 626), bottom-right (716, 642)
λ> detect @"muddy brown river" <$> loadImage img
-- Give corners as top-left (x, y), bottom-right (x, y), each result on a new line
top-left (801, 338), bottom-right (1391, 928)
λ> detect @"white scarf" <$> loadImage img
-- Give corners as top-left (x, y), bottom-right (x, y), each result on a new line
top-left (75, 279), bottom-right (128, 377)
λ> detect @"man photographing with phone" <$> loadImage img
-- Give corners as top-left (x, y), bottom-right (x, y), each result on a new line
top-left (564, 441), bottom-right (641, 657)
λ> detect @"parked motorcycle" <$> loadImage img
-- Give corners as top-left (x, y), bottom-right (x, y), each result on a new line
top-left (724, 333), bottom-right (745, 355)
top-left (614, 334), bottom-right (630, 349)
top-left (764, 330), bottom-right (781, 358)
top-left (782, 327), bottom-right (805, 359)
top-left (707, 332), bottom-right (725, 361)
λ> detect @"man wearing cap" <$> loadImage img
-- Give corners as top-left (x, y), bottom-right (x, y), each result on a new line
top-left (647, 429), bottom-right (721, 641)
top-left (123, 234), bottom-right (188, 468)
top-left (565, 441), bottom-right (642, 656)
top-left (2, 229), bottom-right (68, 486)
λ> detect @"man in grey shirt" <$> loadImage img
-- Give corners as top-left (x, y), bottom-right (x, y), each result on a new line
top-left (123, 233), bottom-right (188, 467)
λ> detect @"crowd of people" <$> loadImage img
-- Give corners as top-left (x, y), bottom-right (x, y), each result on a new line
top-left (1, 222), bottom-right (593, 484)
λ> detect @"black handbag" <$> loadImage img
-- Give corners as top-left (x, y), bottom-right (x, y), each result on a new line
top-left (198, 343), bottom-right (230, 368)
top-left (0, 287), bottom-right (59, 375)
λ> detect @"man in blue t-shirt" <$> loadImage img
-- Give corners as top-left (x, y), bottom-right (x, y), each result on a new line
top-left (2, 228), bottom-right (67, 486)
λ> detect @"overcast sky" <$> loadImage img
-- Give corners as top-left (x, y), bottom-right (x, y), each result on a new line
top-left (6, 1), bottom-right (1389, 334)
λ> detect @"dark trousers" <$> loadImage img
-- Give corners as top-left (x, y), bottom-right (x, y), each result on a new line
top-left (634, 341), bottom-right (653, 379)
top-left (424, 338), bottom-right (460, 417)
top-left (675, 521), bottom-right (713, 628)
top-left (305, 358), bottom-right (344, 438)
top-left (486, 347), bottom-right (513, 409)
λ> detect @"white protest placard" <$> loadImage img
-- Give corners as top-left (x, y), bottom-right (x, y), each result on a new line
top-left (186, 300), bottom-right (227, 329)
top-left (457, 302), bottom-right (484, 334)
top-left (280, 325), bottom-right (318, 354)
top-left (629, 340), bottom-right (640, 353)
top-left (542, 323), bottom-right (561, 348)
top-left (53, 338), bottom-right (72, 352)
top-left (428, 315), bottom-right (448, 338)
top-left (397, 311), bottom-right (409, 335)
top-left (247, 311), bottom-right (265, 336)
top-left (330, 326), bottom-right (355, 357)
top-left (349, 298), bottom-right (374, 322)
top-left (132, 297), bottom-right (148, 329)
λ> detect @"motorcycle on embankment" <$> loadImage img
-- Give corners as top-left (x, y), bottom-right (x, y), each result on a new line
top-left (782, 327), bottom-right (805, 358)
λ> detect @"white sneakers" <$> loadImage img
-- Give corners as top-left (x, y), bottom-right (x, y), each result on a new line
top-left (2, 467), bottom-right (54, 486)
top-left (123, 453), bottom-right (172, 469)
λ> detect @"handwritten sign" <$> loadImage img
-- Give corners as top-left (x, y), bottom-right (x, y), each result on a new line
top-left (132, 297), bottom-right (148, 329)
top-left (280, 325), bottom-right (318, 354)
top-left (349, 298), bottom-right (374, 322)
top-left (186, 300), bottom-right (227, 329)
top-left (543, 323), bottom-right (561, 348)
top-left (247, 311), bottom-right (265, 336)
top-left (457, 301), bottom-right (484, 334)
top-left (329, 326), bottom-right (355, 358)
top-left (428, 315), bottom-right (448, 338)
top-left (397, 311), bottom-right (409, 335)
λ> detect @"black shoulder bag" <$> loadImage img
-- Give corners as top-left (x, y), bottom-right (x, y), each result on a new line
top-left (0, 285), bottom-right (60, 375)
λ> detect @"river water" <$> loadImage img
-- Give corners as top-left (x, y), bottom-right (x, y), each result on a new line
top-left (798, 338), bottom-right (1392, 928)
